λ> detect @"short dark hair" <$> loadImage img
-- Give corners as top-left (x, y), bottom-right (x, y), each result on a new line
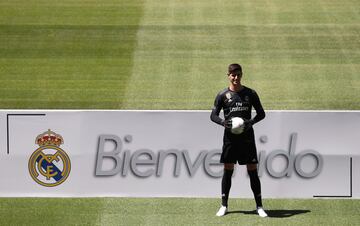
top-left (228, 63), bottom-right (242, 74)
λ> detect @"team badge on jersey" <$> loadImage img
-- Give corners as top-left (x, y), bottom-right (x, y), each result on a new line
top-left (225, 92), bottom-right (233, 102)
top-left (28, 129), bottom-right (71, 187)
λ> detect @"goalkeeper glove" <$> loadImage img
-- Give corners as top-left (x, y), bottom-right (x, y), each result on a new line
top-left (224, 119), bottom-right (232, 129)
top-left (243, 119), bottom-right (253, 131)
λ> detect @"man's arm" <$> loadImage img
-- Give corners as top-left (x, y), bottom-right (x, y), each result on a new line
top-left (210, 92), bottom-right (226, 127)
top-left (248, 90), bottom-right (265, 126)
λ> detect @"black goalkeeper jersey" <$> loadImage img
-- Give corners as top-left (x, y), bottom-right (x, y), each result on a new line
top-left (210, 86), bottom-right (265, 140)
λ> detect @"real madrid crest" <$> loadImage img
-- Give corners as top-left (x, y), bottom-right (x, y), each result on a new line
top-left (28, 129), bottom-right (71, 187)
top-left (225, 92), bottom-right (232, 102)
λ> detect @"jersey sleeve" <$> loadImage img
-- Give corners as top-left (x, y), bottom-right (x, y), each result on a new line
top-left (210, 92), bottom-right (225, 126)
top-left (250, 90), bottom-right (265, 124)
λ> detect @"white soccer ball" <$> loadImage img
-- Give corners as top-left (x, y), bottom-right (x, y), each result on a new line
top-left (231, 117), bottom-right (244, 134)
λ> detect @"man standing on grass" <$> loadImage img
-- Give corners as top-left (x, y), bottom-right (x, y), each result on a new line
top-left (210, 63), bottom-right (267, 217)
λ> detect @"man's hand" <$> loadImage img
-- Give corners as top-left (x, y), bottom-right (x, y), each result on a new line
top-left (243, 119), bottom-right (253, 131)
top-left (224, 119), bottom-right (232, 129)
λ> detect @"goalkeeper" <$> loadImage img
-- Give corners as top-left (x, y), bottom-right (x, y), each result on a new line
top-left (210, 63), bottom-right (267, 217)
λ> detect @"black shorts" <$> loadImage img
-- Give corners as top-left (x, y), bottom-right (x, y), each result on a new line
top-left (220, 130), bottom-right (258, 165)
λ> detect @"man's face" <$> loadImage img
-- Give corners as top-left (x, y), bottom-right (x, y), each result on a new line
top-left (228, 71), bottom-right (242, 85)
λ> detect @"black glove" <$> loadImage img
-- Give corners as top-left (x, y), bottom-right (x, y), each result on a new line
top-left (223, 119), bottom-right (232, 129)
top-left (243, 119), bottom-right (253, 131)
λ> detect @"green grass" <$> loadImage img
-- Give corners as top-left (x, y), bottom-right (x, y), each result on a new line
top-left (0, 0), bottom-right (145, 108)
top-left (0, 0), bottom-right (359, 109)
top-left (0, 2), bottom-right (359, 226)
top-left (0, 198), bottom-right (359, 226)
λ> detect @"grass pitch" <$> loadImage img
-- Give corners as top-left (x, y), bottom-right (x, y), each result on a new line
top-left (0, 0), bottom-right (359, 109)
top-left (0, 198), bottom-right (359, 226)
top-left (0, 1), bottom-right (359, 225)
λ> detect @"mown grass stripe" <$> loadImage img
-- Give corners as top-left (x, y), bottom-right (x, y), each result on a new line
top-left (0, 198), bottom-right (359, 226)
top-left (0, 1), bottom-right (145, 109)
top-left (121, 0), bottom-right (360, 110)
top-left (0, 0), bottom-right (359, 109)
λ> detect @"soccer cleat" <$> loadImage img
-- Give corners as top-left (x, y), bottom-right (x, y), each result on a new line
top-left (256, 207), bottom-right (268, 218)
top-left (216, 205), bottom-right (227, 217)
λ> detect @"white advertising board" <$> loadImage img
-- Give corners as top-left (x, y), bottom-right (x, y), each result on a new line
top-left (0, 110), bottom-right (359, 198)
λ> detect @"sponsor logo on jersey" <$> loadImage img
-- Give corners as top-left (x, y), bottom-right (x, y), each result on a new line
top-left (28, 130), bottom-right (71, 187)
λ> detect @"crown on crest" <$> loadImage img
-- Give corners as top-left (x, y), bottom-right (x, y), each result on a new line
top-left (36, 129), bottom-right (64, 147)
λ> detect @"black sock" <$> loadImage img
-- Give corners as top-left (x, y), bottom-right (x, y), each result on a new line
top-left (248, 169), bottom-right (262, 208)
top-left (221, 169), bottom-right (233, 207)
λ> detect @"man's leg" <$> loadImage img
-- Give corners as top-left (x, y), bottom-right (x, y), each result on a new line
top-left (222, 163), bottom-right (234, 207)
top-left (247, 164), bottom-right (267, 217)
top-left (216, 163), bottom-right (234, 216)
